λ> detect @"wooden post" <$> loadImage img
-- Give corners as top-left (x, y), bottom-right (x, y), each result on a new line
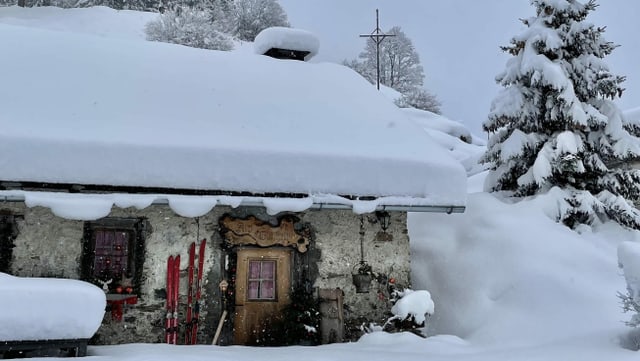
top-left (212, 310), bottom-right (228, 345)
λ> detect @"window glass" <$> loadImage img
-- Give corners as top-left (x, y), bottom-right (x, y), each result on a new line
top-left (93, 229), bottom-right (132, 283)
top-left (247, 260), bottom-right (276, 300)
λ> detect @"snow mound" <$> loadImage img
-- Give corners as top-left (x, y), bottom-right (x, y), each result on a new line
top-left (358, 330), bottom-right (425, 345)
top-left (618, 241), bottom-right (640, 327)
top-left (402, 108), bottom-right (486, 176)
top-left (409, 192), bottom-right (629, 347)
top-left (402, 108), bottom-right (473, 143)
top-left (254, 26), bottom-right (319, 60)
top-left (391, 289), bottom-right (435, 325)
top-left (0, 5), bottom-right (156, 40)
top-left (0, 273), bottom-right (106, 341)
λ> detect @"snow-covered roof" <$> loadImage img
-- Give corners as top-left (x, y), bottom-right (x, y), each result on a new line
top-left (254, 26), bottom-right (320, 60)
top-left (0, 18), bottom-right (466, 214)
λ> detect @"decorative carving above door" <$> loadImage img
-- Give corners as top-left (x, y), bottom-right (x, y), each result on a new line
top-left (220, 215), bottom-right (310, 253)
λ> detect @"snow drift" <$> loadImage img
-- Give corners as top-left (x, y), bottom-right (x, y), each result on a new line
top-left (0, 273), bottom-right (105, 341)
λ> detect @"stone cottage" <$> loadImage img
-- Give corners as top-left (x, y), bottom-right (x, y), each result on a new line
top-left (0, 26), bottom-right (467, 345)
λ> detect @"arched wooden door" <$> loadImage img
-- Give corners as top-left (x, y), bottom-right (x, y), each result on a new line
top-left (233, 248), bottom-right (292, 345)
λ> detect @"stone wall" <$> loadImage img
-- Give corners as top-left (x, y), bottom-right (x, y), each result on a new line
top-left (0, 203), bottom-right (410, 344)
top-left (301, 210), bottom-right (411, 338)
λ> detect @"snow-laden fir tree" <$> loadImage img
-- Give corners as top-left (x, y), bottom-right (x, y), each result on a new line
top-left (481, 0), bottom-right (640, 229)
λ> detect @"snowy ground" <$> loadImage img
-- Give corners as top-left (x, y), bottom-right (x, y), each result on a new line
top-left (1, 5), bottom-right (639, 360)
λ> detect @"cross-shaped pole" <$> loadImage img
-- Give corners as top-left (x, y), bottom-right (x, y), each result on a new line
top-left (359, 9), bottom-right (395, 90)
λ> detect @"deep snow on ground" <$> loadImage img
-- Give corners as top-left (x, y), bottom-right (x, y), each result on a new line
top-left (1, 5), bottom-right (639, 360)
top-left (0, 273), bottom-right (105, 341)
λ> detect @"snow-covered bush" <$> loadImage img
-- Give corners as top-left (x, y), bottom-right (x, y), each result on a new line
top-left (145, 7), bottom-right (234, 51)
top-left (389, 289), bottom-right (434, 325)
top-left (395, 88), bottom-right (442, 115)
top-left (364, 288), bottom-right (435, 337)
top-left (230, 0), bottom-right (289, 42)
top-left (481, 0), bottom-right (640, 230)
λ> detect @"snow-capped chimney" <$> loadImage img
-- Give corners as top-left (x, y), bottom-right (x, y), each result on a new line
top-left (254, 27), bottom-right (320, 62)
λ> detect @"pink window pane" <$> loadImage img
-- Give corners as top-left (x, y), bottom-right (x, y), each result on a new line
top-left (261, 281), bottom-right (275, 299)
top-left (249, 261), bottom-right (261, 279)
top-left (261, 261), bottom-right (274, 279)
top-left (248, 281), bottom-right (260, 299)
top-left (247, 260), bottom-right (277, 300)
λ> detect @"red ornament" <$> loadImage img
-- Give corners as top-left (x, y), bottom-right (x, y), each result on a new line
top-left (125, 286), bottom-right (133, 294)
top-left (116, 286), bottom-right (123, 294)
top-left (389, 278), bottom-right (396, 284)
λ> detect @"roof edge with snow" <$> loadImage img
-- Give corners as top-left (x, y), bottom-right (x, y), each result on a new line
top-left (0, 185), bottom-right (465, 221)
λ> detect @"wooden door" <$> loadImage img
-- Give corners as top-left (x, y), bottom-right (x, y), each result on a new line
top-left (233, 248), bottom-right (292, 345)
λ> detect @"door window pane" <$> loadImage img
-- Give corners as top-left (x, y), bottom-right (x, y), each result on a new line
top-left (261, 281), bottom-right (275, 299)
top-left (247, 260), bottom-right (276, 300)
top-left (249, 261), bottom-right (261, 279)
top-left (248, 281), bottom-right (260, 299)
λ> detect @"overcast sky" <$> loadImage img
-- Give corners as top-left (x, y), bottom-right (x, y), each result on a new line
top-left (279, 0), bottom-right (640, 135)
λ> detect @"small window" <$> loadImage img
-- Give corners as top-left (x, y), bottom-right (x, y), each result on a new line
top-left (247, 260), bottom-right (276, 300)
top-left (0, 213), bottom-right (17, 274)
top-left (81, 219), bottom-right (145, 293)
top-left (92, 229), bottom-right (134, 282)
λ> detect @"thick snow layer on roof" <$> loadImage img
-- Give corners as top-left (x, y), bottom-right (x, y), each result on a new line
top-left (0, 273), bottom-right (105, 341)
top-left (0, 20), bottom-right (466, 207)
top-left (0, 5), bottom-right (156, 40)
top-left (402, 108), bottom-right (473, 143)
top-left (254, 26), bottom-right (320, 60)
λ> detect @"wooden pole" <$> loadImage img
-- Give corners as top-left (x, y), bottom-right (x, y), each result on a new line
top-left (211, 310), bottom-right (228, 345)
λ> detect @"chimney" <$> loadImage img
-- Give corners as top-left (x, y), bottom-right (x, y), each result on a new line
top-left (254, 27), bottom-right (320, 62)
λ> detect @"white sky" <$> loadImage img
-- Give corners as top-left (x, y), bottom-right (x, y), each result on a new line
top-left (279, 0), bottom-right (640, 135)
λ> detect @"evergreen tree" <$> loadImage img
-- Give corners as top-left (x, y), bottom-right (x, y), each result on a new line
top-left (481, 0), bottom-right (640, 229)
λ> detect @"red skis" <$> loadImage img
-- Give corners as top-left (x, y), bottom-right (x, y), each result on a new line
top-left (165, 254), bottom-right (180, 344)
top-left (184, 243), bottom-right (196, 345)
top-left (185, 239), bottom-right (206, 345)
top-left (165, 256), bottom-right (173, 344)
top-left (166, 240), bottom-right (205, 345)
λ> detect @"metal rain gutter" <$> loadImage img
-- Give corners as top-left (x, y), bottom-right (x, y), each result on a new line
top-left (0, 194), bottom-right (465, 214)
